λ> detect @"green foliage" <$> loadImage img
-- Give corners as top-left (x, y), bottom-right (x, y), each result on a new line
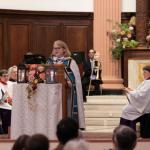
top-left (111, 23), bottom-right (138, 59)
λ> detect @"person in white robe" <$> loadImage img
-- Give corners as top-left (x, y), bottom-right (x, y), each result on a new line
top-left (47, 40), bottom-right (85, 129)
top-left (0, 69), bottom-right (12, 134)
top-left (7, 65), bottom-right (17, 97)
top-left (120, 65), bottom-right (150, 130)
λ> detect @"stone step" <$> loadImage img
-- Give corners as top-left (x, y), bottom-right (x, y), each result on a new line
top-left (87, 95), bottom-right (127, 98)
top-left (84, 95), bottom-right (125, 135)
top-left (85, 118), bottom-right (120, 126)
top-left (84, 104), bottom-right (125, 111)
top-left (85, 96), bottom-right (128, 105)
top-left (86, 98), bottom-right (128, 104)
top-left (83, 124), bottom-right (115, 139)
top-left (86, 95), bottom-right (127, 101)
top-left (82, 131), bottom-right (113, 139)
top-left (85, 125), bottom-right (116, 132)
top-left (85, 110), bottom-right (122, 118)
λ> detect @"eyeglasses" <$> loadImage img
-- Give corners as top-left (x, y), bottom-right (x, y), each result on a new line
top-left (12, 71), bottom-right (17, 74)
top-left (89, 51), bottom-right (95, 53)
top-left (2, 74), bottom-right (8, 77)
top-left (53, 47), bottom-right (62, 50)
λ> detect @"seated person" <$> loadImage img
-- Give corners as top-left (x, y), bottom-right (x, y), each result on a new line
top-left (25, 134), bottom-right (49, 150)
top-left (63, 139), bottom-right (89, 150)
top-left (11, 134), bottom-right (30, 150)
top-left (112, 125), bottom-right (137, 150)
top-left (54, 117), bottom-right (79, 150)
top-left (82, 49), bottom-right (102, 101)
top-left (120, 65), bottom-right (150, 131)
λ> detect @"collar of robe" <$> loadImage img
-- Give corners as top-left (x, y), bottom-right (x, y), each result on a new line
top-left (9, 78), bottom-right (16, 82)
top-left (0, 80), bottom-right (7, 85)
top-left (53, 56), bottom-right (64, 63)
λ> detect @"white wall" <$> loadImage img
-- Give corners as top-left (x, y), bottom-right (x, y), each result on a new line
top-left (0, 0), bottom-right (93, 12)
top-left (0, 0), bottom-right (136, 12)
top-left (121, 0), bottom-right (136, 12)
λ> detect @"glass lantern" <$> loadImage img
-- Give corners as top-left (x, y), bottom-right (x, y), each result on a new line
top-left (17, 64), bottom-right (27, 83)
top-left (45, 67), bottom-right (56, 84)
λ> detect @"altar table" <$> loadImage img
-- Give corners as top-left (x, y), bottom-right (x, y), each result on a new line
top-left (11, 83), bottom-right (62, 140)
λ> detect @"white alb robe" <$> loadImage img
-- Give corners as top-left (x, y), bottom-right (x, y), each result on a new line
top-left (121, 79), bottom-right (150, 120)
top-left (0, 82), bottom-right (12, 110)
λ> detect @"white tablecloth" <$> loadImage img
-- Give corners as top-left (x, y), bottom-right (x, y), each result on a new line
top-left (11, 83), bottom-right (62, 140)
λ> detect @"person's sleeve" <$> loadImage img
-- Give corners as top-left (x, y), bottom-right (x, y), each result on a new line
top-left (0, 88), bottom-right (2, 100)
top-left (127, 81), bottom-right (150, 113)
top-left (83, 60), bottom-right (91, 76)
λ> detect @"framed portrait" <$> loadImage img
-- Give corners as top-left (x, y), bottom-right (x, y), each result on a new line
top-left (128, 60), bottom-right (150, 88)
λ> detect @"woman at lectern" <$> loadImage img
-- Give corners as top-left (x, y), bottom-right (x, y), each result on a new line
top-left (47, 40), bottom-right (85, 129)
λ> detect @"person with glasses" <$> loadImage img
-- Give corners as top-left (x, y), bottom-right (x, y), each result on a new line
top-left (81, 49), bottom-right (102, 102)
top-left (0, 69), bottom-right (12, 134)
top-left (47, 40), bottom-right (85, 130)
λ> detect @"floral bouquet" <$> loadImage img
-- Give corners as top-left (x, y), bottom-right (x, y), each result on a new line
top-left (0, 91), bottom-right (12, 106)
top-left (111, 21), bottom-right (138, 59)
top-left (26, 64), bottom-right (45, 99)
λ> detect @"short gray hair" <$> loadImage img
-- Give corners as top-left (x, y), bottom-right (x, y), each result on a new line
top-left (112, 125), bottom-right (137, 150)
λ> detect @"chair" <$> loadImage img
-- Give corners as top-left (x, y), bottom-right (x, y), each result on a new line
top-left (87, 68), bottom-right (103, 96)
top-left (88, 79), bottom-right (103, 95)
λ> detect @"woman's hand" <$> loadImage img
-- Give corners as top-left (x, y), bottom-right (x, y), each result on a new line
top-left (67, 80), bottom-right (72, 87)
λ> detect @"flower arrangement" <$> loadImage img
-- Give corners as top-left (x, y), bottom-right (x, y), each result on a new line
top-left (111, 18), bottom-right (138, 59)
top-left (1, 92), bottom-right (12, 106)
top-left (26, 64), bottom-right (45, 99)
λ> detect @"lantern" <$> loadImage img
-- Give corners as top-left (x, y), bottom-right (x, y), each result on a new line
top-left (17, 64), bottom-right (27, 83)
top-left (45, 67), bottom-right (56, 84)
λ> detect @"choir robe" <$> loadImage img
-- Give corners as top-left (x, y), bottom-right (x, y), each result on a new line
top-left (121, 79), bottom-right (150, 120)
top-left (0, 82), bottom-right (12, 110)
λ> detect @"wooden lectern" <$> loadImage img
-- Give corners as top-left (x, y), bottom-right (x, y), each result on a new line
top-left (45, 64), bottom-right (67, 118)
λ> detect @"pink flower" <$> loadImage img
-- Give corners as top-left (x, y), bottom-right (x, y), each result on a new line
top-left (28, 70), bottom-right (36, 82)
